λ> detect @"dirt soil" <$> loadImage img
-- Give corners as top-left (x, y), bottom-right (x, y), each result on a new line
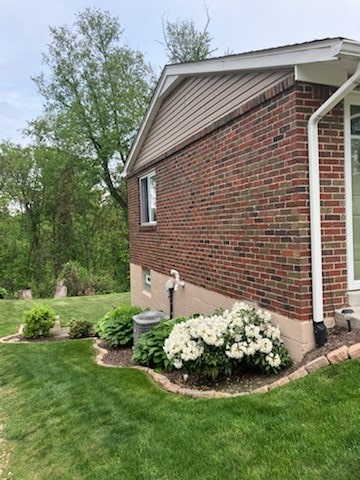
top-left (102, 325), bottom-right (360, 394)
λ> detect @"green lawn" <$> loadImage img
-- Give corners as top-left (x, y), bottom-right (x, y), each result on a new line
top-left (0, 292), bottom-right (130, 337)
top-left (0, 339), bottom-right (359, 479)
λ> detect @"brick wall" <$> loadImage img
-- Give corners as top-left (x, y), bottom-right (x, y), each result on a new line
top-left (128, 79), bottom-right (348, 322)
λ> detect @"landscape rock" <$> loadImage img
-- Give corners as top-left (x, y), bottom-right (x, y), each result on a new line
top-left (54, 280), bottom-right (67, 299)
top-left (268, 376), bottom-right (290, 390)
top-left (348, 343), bottom-right (360, 359)
top-left (288, 367), bottom-right (308, 381)
top-left (305, 356), bottom-right (330, 373)
top-left (18, 289), bottom-right (32, 300)
top-left (326, 345), bottom-right (349, 365)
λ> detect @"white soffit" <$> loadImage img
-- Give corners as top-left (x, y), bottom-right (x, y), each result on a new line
top-left (295, 63), bottom-right (348, 87)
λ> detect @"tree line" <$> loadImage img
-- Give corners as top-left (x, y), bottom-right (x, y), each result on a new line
top-left (0, 7), bottom-right (216, 297)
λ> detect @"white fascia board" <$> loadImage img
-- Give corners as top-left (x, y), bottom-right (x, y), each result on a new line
top-left (162, 38), bottom-right (345, 77)
top-left (158, 74), bottom-right (181, 98)
top-left (335, 39), bottom-right (360, 60)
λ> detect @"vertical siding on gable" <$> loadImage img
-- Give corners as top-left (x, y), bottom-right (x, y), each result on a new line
top-left (135, 70), bottom-right (292, 169)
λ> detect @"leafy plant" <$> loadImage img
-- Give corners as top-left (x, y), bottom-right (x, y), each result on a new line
top-left (0, 287), bottom-right (8, 299)
top-left (68, 317), bottom-right (93, 339)
top-left (164, 302), bottom-right (292, 380)
top-left (22, 304), bottom-right (56, 339)
top-left (58, 260), bottom-right (88, 297)
top-left (96, 305), bottom-right (143, 348)
top-left (132, 317), bottom-right (187, 371)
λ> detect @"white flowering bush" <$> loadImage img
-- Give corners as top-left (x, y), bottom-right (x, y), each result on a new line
top-left (164, 302), bottom-right (291, 380)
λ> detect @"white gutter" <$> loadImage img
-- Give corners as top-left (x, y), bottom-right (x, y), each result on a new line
top-left (308, 61), bottom-right (360, 326)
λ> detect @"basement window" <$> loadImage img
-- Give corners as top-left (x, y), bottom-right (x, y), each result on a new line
top-left (143, 268), bottom-right (151, 294)
top-left (140, 171), bottom-right (156, 225)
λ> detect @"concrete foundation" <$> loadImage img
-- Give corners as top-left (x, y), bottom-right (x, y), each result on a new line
top-left (130, 263), bottom-right (323, 362)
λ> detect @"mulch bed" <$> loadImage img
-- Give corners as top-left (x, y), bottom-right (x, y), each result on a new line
top-left (102, 325), bottom-right (360, 394)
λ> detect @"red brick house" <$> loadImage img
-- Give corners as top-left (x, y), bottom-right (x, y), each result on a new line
top-left (124, 38), bottom-right (360, 361)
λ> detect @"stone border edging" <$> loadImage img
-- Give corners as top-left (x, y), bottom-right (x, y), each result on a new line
top-left (1, 328), bottom-right (359, 398)
top-left (94, 339), bottom-right (360, 398)
top-left (0, 324), bottom-right (24, 343)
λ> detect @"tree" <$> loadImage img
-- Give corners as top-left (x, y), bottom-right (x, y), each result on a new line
top-left (0, 142), bottom-right (130, 297)
top-left (29, 8), bottom-right (154, 213)
top-left (0, 142), bottom-right (44, 285)
top-left (160, 7), bottom-right (216, 64)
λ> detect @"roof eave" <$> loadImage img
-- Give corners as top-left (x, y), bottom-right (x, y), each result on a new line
top-left (124, 38), bottom-right (360, 176)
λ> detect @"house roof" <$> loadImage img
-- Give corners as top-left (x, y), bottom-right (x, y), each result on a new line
top-left (124, 37), bottom-right (360, 176)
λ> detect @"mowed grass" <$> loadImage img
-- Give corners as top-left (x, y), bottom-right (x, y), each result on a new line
top-left (0, 292), bottom-right (130, 337)
top-left (0, 339), bottom-right (359, 479)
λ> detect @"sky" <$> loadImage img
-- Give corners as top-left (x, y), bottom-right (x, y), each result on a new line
top-left (1, 0), bottom-right (360, 145)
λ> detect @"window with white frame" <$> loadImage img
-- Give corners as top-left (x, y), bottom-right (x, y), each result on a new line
top-left (140, 171), bottom-right (156, 224)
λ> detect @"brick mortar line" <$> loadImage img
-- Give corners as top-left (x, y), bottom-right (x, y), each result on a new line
top-left (94, 338), bottom-right (360, 398)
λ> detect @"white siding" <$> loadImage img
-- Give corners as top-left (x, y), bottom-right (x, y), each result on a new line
top-left (135, 69), bottom-right (292, 169)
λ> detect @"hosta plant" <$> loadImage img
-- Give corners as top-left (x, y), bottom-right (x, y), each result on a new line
top-left (96, 305), bottom-right (143, 348)
top-left (164, 302), bottom-right (291, 380)
top-left (132, 317), bottom-right (187, 371)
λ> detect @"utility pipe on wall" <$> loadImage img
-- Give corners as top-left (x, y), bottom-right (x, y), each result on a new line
top-left (308, 61), bottom-right (360, 345)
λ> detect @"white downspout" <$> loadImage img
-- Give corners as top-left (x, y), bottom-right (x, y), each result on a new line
top-left (308, 62), bottom-right (360, 338)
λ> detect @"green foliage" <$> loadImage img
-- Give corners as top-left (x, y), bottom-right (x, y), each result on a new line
top-left (0, 142), bottom-right (130, 298)
top-left (0, 292), bottom-right (130, 338)
top-left (132, 317), bottom-right (187, 371)
top-left (90, 273), bottom-right (117, 295)
top-left (161, 7), bottom-right (216, 63)
top-left (164, 303), bottom-right (292, 380)
top-left (96, 305), bottom-right (143, 348)
top-left (0, 342), bottom-right (359, 479)
top-left (68, 317), bottom-right (93, 339)
top-left (0, 287), bottom-right (8, 299)
top-left (58, 261), bottom-right (123, 297)
top-left (58, 261), bottom-right (88, 297)
top-left (22, 304), bottom-right (56, 339)
top-left (192, 345), bottom-right (233, 381)
top-left (30, 7), bottom-right (153, 212)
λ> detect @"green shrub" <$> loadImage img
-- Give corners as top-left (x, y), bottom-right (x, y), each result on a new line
top-left (96, 305), bottom-right (143, 348)
top-left (132, 317), bottom-right (187, 371)
top-left (0, 287), bottom-right (8, 299)
top-left (90, 274), bottom-right (116, 294)
top-left (58, 260), bottom-right (88, 296)
top-left (68, 317), bottom-right (93, 339)
top-left (164, 302), bottom-right (292, 380)
top-left (23, 305), bottom-right (56, 339)
top-left (58, 261), bottom-right (118, 296)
